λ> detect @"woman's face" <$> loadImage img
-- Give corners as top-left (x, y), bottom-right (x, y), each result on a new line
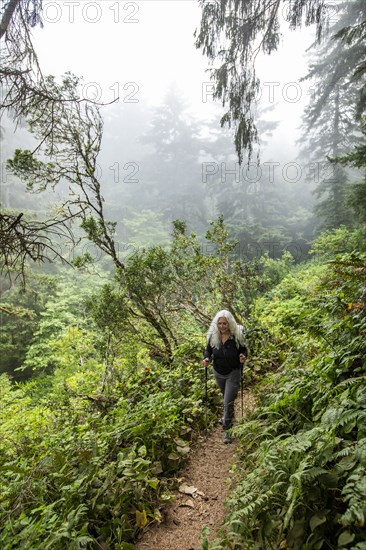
top-left (217, 316), bottom-right (229, 334)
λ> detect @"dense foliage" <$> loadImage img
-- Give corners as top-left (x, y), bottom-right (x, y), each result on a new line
top-left (0, 316), bottom-right (221, 548)
top-left (1, 2), bottom-right (365, 549)
top-left (0, 219), bottom-right (300, 548)
top-left (203, 227), bottom-right (366, 549)
top-left (2, 223), bottom-right (365, 549)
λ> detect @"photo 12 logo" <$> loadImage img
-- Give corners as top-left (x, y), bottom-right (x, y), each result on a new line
top-left (80, 81), bottom-right (140, 104)
top-left (59, 160), bottom-right (140, 184)
top-left (201, 161), bottom-right (338, 186)
top-left (202, 81), bottom-right (312, 105)
top-left (41, 1), bottom-right (140, 24)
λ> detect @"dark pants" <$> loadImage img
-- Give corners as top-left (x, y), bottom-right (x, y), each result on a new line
top-left (213, 367), bottom-right (241, 430)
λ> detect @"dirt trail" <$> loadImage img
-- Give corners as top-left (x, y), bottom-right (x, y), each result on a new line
top-left (135, 390), bottom-right (255, 550)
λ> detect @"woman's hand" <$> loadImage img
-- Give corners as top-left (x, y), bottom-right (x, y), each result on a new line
top-left (201, 358), bottom-right (210, 367)
top-left (239, 354), bottom-right (247, 364)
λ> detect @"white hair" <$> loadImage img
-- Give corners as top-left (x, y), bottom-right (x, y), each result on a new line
top-left (207, 309), bottom-right (245, 349)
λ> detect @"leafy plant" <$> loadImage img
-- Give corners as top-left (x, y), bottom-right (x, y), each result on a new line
top-left (206, 244), bottom-right (366, 549)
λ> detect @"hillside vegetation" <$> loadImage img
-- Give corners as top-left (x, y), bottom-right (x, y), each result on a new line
top-left (1, 224), bottom-right (365, 549)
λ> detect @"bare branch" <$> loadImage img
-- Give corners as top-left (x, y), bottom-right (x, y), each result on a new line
top-left (0, 211), bottom-right (76, 284)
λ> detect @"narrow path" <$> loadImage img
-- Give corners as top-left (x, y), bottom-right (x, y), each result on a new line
top-left (135, 390), bottom-right (255, 550)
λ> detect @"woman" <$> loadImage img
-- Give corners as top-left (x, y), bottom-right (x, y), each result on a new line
top-left (202, 310), bottom-right (247, 443)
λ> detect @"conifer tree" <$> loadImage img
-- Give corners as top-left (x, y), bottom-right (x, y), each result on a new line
top-left (299, 0), bottom-right (365, 229)
top-left (335, 120), bottom-right (366, 225)
top-left (195, 0), bottom-right (336, 163)
top-left (1, 1), bottom-right (117, 281)
top-left (139, 88), bottom-right (208, 231)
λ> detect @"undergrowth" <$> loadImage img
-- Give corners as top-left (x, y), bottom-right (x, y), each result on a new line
top-left (0, 342), bottom-right (221, 549)
top-left (204, 253), bottom-right (366, 549)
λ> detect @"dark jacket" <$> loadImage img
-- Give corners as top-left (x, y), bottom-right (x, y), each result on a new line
top-left (204, 336), bottom-right (247, 375)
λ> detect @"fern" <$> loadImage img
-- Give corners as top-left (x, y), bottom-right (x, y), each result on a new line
top-left (209, 250), bottom-right (366, 549)
top-left (340, 467), bottom-right (366, 527)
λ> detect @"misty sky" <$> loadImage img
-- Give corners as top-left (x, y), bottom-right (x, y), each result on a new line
top-left (32, 0), bottom-right (317, 162)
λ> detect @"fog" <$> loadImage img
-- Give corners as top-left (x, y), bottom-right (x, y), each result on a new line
top-left (3, 0), bottom-right (328, 257)
top-left (32, 0), bottom-right (315, 152)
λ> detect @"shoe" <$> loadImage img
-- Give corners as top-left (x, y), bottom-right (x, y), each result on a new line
top-left (223, 432), bottom-right (233, 444)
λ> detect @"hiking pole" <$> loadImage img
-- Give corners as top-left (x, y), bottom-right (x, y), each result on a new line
top-left (205, 361), bottom-right (208, 433)
top-left (240, 364), bottom-right (244, 419)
